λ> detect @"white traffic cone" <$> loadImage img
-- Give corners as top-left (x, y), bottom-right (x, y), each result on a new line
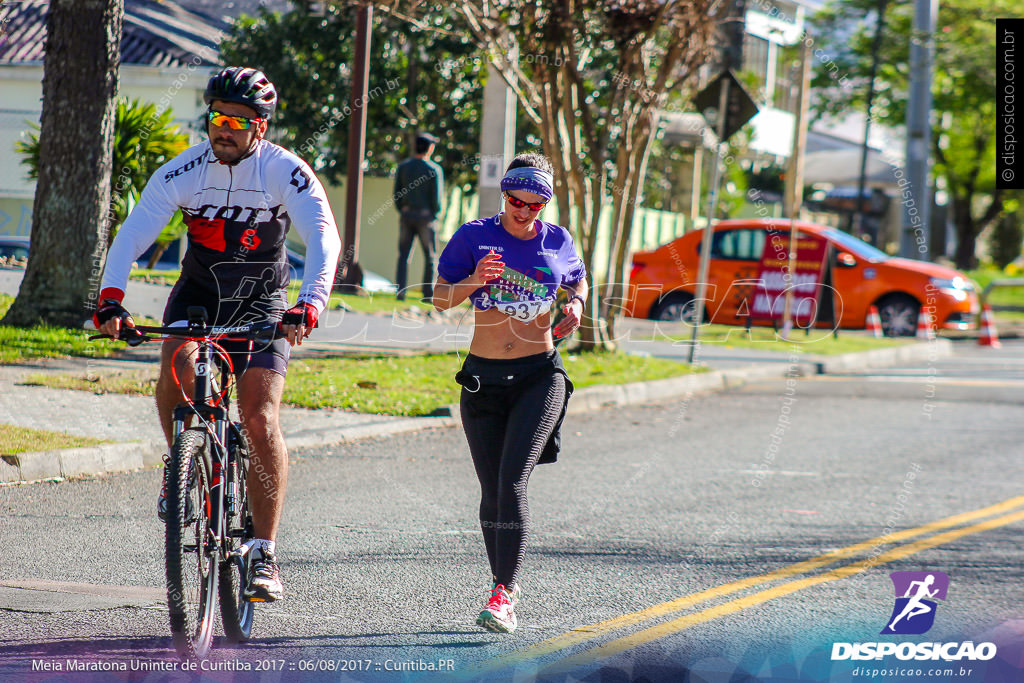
top-left (978, 304), bottom-right (1002, 348)
top-left (915, 308), bottom-right (935, 340)
top-left (866, 305), bottom-right (883, 338)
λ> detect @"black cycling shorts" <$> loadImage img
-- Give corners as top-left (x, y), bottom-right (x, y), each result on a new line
top-left (163, 278), bottom-right (290, 377)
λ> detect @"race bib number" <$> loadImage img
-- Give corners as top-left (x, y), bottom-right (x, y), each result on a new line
top-left (496, 298), bottom-right (551, 323)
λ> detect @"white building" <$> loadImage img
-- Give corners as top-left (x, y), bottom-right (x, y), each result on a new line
top-left (0, 0), bottom-right (228, 237)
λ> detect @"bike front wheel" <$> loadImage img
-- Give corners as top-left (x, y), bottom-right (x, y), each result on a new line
top-left (165, 428), bottom-right (218, 660)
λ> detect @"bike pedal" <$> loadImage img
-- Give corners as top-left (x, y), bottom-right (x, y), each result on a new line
top-left (247, 596), bottom-right (268, 603)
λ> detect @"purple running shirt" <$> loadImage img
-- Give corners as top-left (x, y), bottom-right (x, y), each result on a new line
top-left (438, 215), bottom-right (586, 322)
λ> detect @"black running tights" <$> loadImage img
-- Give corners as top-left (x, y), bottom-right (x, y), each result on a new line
top-left (460, 371), bottom-right (566, 589)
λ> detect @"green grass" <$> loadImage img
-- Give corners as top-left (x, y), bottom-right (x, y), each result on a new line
top-left (128, 269), bottom-right (178, 287)
top-left (0, 294), bottom-right (123, 364)
top-left (0, 294), bottom-right (163, 365)
top-left (654, 323), bottom-right (910, 355)
top-left (965, 267), bottom-right (1024, 322)
top-left (20, 370), bottom-right (157, 396)
top-left (323, 289), bottom-right (445, 316)
top-left (565, 349), bottom-right (702, 388)
top-left (23, 350), bottom-right (699, 417)
top-left (1, 424), bottom-right (110, 455)
top-left (284, 354), bottom-right (459, 414)
top-left (967, 267), bottom-right (1024, 308)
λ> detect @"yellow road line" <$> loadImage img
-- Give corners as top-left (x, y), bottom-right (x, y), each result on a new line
top-left (485, 495), bottom-right (1024, 671)
top-left (550, 508), bottom-right (1024, 670)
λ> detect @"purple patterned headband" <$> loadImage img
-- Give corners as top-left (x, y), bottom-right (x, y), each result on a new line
top-left (500, 166), bottom-right (554, 201)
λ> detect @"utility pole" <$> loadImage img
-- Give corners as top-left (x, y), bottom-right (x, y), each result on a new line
top-left (688, 0), bottom-right (749, 363)
top-left (476, 37), bottom-right (517, 217)
top-left (854, 0), bottom-right (889, 244)
top-left (781, 38), bottom-right (811, 340)
top-left (899, 0), bottom-right (936, 260)
top-left (338, 4), bottom-right (372, 291)
top-left (690, 80), bottom-right (732, 362)
top-left (783, 39), bottom-right (811, 221)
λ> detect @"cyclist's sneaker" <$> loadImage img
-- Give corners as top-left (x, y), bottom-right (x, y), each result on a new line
top-left (245, 550), bottom-right (283, 602)
top-left (156, 485), bottom-right (168, 522)
top-left (156, 457), bottom-right (194, 523)
top-left (476, 584), bottom-right (517, 633)
top-left (157, 455), bottom-right (170, 522)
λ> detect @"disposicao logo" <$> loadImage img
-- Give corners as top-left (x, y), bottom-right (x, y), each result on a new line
top-left (880, 571), bottom-right (948, 635)
top-left (831, 571), bottom-right (997, 663)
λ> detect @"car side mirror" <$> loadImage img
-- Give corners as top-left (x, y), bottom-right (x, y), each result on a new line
top-left (836, 251), bottom-right (857, 268)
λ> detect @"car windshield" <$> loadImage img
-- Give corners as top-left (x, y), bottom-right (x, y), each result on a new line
top-left (821, 227), bottom-right (890, 262)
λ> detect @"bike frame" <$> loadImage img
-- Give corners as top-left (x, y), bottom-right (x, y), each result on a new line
top-left (169, 314), bottom-right (241, 575)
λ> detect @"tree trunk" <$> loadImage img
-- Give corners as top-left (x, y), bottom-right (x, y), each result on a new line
top-left (449, 1), bottom-right (718, 352)
top-left (575, 177), bottom-right (609, 351)
top-left (146, 244), bottom-right (168, 270)
top-left (2, 0), bottom-right (123, 328)
top-left (954, 221), bottom-right (978, 270)
top-left (951, 194), bottom-right (979, 270)
top-left (605, 114), bottom-right (658, 344)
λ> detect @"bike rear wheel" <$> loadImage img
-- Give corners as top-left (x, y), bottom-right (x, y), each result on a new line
top-left (165, 428), bottom-right (217, 660)
top-left (220, 423), bottom-right (255, 642)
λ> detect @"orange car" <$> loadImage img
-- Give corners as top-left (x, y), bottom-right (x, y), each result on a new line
top-left (624, 219), bottom-right (978, 336)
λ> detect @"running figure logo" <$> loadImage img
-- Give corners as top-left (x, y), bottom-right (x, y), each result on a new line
top-left (880, 571), bottom-right (949, 635)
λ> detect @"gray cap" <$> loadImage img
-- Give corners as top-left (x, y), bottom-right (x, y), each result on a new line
top-left (416, 132), bottom-right (439, 145)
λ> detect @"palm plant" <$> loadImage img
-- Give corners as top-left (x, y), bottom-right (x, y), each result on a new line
top-left (17, 97), bottom-right (190, 265)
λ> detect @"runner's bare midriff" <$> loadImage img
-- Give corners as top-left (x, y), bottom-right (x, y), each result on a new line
top-left (469, 307), bottom-right (554, 358)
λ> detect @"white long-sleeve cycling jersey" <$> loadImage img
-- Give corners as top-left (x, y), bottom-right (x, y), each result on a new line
top-left (101, 139), bottom-right (341, 315)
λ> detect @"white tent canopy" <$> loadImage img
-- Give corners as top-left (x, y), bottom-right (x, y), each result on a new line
top-left (802, 147), bottom-right (903, 188)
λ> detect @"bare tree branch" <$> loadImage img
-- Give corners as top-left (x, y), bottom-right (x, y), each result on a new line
top-left (376, 0), bottom-right (721, 349)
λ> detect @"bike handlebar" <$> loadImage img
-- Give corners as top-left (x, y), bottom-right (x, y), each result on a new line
top-left (89, 320), bottom-right (285, 346)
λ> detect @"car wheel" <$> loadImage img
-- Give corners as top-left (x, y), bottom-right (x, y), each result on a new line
top-left (650, 292), bottom-right (699, 323)
top-left (876, 294), bottom-right (920, 337)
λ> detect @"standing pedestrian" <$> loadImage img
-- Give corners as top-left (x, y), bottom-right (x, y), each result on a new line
top-left (432, 152), bottom-right (588, 633)
top-left (393, 132), bottom-right (444, 301)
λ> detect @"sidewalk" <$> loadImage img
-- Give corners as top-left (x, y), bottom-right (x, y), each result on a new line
top-left (1, 268), bottom-right (955, 484)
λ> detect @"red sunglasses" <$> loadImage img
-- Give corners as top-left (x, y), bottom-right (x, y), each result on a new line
top-left (503, 192), bottom-right (547, 212)
top-left (208, 110), bottom-right (259, 130)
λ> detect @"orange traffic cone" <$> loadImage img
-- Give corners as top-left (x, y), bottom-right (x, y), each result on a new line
top-left (978, 304), bottom-right (1002, 348)
top-left (916, 308), bottom-right (936, 340)
top-left (866, 305), bottom-right (883, 338)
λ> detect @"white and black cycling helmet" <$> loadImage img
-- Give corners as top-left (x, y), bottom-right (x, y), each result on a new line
top-left (204, 66), bottom-right (277, 120)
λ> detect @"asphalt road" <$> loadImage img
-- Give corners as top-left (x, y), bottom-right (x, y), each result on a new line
top-left (1, 341), bottom-right (1022, 683)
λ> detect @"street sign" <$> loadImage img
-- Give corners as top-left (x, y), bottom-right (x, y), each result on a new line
top-left (751, 228), bottom-right (830, 327)
top-left (480, 155), bottom-right (505, 188)
top-left (694, 70), bottom-right (759, 142)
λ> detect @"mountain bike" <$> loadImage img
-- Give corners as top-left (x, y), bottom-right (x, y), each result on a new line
top-left (92, 307), bottom-right (280, 659)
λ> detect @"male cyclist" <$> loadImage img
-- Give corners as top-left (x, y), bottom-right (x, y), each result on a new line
top-left (95, 67), bottom-right (341, 603)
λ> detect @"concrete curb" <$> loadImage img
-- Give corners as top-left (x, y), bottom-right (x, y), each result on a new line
top-left (282, 416), bottom-right (454, 450)
top-left (439, 359), bottom-right (812, 429)
top-left (1, 420), bottom-right (458, 486)
top-left (2, 340), bottom-right (947, 486)
top-left (567, 361), bottom-right (809, 415)
top-left (2, 439), bottom-right (165, 485)
top-left (814, 337), bottom-right (953, 373)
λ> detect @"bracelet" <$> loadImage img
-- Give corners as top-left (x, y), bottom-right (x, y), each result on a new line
top-left (567, 294), bottom-right (585, 309)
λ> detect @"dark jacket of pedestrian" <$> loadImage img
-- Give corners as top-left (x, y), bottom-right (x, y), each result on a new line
top-left (393, 133), bottom-right (445, 300)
